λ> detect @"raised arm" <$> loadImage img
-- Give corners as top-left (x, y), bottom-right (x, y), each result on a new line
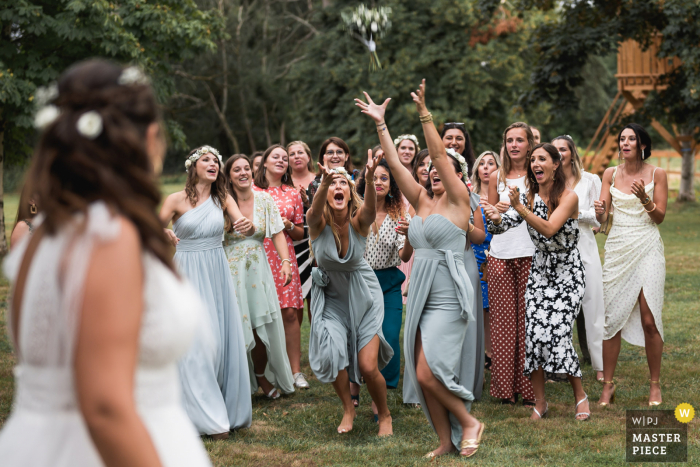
top-left (354, 93), bottom-right (424, 208)
top-left (411, 80), bottom-right (470, 209)
top-left (509, 188), bottom-right (579, 239)
top-left (355, 149), bottom-right (382, 234)
top-left (307, 163), bottom-right (341, 238)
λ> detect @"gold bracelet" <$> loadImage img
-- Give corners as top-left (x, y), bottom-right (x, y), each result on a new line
top-left (641, 196), bottom-right (652, 205)
top-left (419, 113), bottom-right (433, 124)
top-left (644, 202), bottom-right (657, 213)
top-left (281, 258), bottom-right (291, 264)
top-left (517, 208), bottom-right (529, 219)
top-left (493, 216), bottom-right (502, 225)
top-left (468, 223), bottom-right (475, 233)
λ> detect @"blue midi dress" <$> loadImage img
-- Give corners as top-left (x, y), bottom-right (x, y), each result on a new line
top-left (403, 214), bottom-right (476, 450)
top-left (173, 197), bottom-right (252, 434)
top-left (308, 224), bottom-right (393, 384)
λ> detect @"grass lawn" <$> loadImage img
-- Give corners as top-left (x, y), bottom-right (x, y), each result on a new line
top-left (0, 192), bottom-right (698, 466)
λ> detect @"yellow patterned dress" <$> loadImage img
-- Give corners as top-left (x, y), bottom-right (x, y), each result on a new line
top-left (224, 191), bottom-right (295, 395)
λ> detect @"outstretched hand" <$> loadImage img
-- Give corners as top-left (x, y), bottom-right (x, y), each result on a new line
top-left (365, 148), bottom-right (384, 179)
top-left (318, 162), bottom-right (342, 187)
top-left (410, 79), bottom-right (428, 115)
top-left (355, 92), bottom-right (391, 123)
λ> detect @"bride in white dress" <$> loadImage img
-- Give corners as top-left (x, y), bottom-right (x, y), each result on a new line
top-left (0, 59), bottom-right (211, 466)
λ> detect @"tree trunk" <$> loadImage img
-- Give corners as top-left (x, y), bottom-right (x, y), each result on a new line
top-left (677, 133), bottom-right (696, 202)
top-left (0, 117), bottom-right (8, 255)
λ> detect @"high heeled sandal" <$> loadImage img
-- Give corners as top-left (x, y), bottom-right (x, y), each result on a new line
top-left (575, 394), bottom-right (591, 421)
top-left (599, 380), bottom-right (616, 406)
top-left (255, 373), bottom-right (280, 399)
top-left (532, 398), bottom-right (548, 419)
top-left (459, 422), bottom-right (485, 458)
top-left (350, 394), bottom-right (360, 407)
top-left (648, 380), bottom-right (662, 406)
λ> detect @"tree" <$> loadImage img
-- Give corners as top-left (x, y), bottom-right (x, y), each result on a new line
top-left (508, 0), bottom-right (700, 201)
top-left (0, 0), bottom-right (225, 253)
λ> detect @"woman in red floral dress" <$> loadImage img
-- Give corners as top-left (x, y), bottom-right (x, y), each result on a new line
top-left (253, 145), bottom-right (309, 389)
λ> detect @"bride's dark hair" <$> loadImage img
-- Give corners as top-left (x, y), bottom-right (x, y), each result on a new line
top-left (26, 59), bottom-right (175, 271)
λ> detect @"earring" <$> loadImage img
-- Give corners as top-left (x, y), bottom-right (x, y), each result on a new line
top-left (388, 193), bottom-right (393, 199)
top-left (618, 150), bottom-right (621, 162)
top-left (552, 170), bottom-right (556, 181)
top-left (30, 203), bottom-right (37, 215)
top-left (642, 148), bottom-right (645, 159)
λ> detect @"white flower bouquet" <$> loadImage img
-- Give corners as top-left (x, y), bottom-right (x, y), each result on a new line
top-left (341, 4), bottom-right (392, 71)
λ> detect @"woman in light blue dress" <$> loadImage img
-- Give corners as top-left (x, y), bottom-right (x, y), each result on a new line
top-left (307, 152), bottom-right (394, 436)
top-left (356, 81), bottom-right (484, 459)
top-left (160, 146), bottom-right (256, 439)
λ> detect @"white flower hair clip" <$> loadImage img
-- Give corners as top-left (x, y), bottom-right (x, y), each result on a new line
top-left (321, 167), bottom-right (354, 184)
top-left (185, 145), bottom-right (223, 172)
top-left (393, 134), bottom-right (420, 151)
top-left (76, 111), bottom-right (103, 139)
top-left (34, 105), bottom-right (60, 130)
top-left (118, 66), bottom-right (150, 86)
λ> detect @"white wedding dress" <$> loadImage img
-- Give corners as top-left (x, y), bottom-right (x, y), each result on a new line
top-left (0, 203), bottom-right (212, 466)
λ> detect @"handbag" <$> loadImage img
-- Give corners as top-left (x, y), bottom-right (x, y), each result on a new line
top-left (599, 207), bottom-right (613, 235)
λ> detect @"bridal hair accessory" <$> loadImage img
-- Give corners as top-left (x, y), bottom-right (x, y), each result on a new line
top-left (185, 146), bottom-right (223, 171)
top-left (118, 66), bottom-right (150, 86)
top-left (428, 148), bottom-right (470, 184)
top-left (321, 167), bottom-right (355, 185)
top-left (34, 105), bottom-right (60, 130)
top-left (76, 111), bottom-right (103, 139)
top-left (393, 134), bottom-right (420, 151)
top-left (33, 83), bottom-right (60, 129)
top-left (341, 4), bottom-right (392, 71)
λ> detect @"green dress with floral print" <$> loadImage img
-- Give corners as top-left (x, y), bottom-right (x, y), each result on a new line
top-left (224, 191), bottom-right (295, 395)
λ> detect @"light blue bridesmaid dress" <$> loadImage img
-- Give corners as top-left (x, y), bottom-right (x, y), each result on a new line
top-left (173, 196), bottom-right (252, 434)
top-left (403, 214), bottom-right (475, 450)
top-left (308, 224), bottom-right (393, 384)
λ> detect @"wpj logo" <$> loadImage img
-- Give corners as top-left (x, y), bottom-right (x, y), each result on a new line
top-left (626, 410), bottom-right (687, 462)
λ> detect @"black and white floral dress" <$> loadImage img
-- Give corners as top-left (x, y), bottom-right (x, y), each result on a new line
top-left (487, 193), bottom-right (586, 379)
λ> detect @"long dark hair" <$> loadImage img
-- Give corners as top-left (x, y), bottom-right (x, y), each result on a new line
top-left (26, 59), bottom-right (174, 271)
top-left (525, 143), bottom-right (567, 212)
top-left (14, 181), bottom-right (39, 228)
top-left (617, 123), bottom-right (652, 160)
top-left (412, 149), bottom-right (430, 183)
top-left (356, 159), bottom-right (405, 221)
top-left (318, 137), bottom-right (353, 172)
top-left (425, 154), bottom-right (469, 199)
top-left (253, 144), bottom-right (295, 190)
top-left (440, 123), bottom-right (476, 176)
top-left (224, 153), bottom-right (251, 204)
top-left (185, 146), bottom-right (228, 210)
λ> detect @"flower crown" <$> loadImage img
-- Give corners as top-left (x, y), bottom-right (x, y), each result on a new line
top-left (321, 167), bottom-right (355, 185)
top-left (393, 134), bottom-right (420, 151)
top-left (428, 148), bottom-right (470, 185)
top-left (185, 146), bottom-right (223, 172)
top-left (33, 66), bottom-right (150, 140)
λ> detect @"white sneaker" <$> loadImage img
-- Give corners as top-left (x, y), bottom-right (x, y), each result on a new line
top-left (293, 372), bottom-right (310, 389)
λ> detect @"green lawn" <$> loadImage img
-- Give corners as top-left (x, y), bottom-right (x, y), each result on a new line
top-left (0, 193), bottom-right (698, 466)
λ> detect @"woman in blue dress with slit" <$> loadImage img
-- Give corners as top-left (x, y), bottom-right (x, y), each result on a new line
top-left (356, 81), bottom-right (484, 459)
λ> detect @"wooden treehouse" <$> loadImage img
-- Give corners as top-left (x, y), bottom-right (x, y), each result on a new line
top-left (584, 36), bottom-right (686, 175)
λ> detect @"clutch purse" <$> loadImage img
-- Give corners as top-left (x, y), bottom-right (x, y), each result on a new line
top-left (599, 206), bottom-right (614, 235)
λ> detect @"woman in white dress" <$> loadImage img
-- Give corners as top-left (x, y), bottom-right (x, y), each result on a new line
top-left (0, 59), bottom-right (211, 466)
top-left (552, 135), bottom-right (605, 382)
top-left (594, 123), bottom-right (668, 407)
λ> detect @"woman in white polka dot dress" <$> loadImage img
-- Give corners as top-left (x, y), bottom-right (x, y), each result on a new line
top-left (594, 123), bottom-right (668, 407)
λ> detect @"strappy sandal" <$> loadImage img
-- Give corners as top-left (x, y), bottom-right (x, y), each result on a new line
top-left (459, 422), bottom-right (485, 458)
top-left (599, 380), bottom-right (616, 406)
top-left (532, 399), bottom-right (548, 419)
top-left (484, 353), bottom-right (492, 371)
top-left (255, 373), bottom-right (280, 399)
top-left (575, 393), bottom-right (591, 421)
top-left (351, 394), bottom-right (360, 407)
top-left (648, 380), bottom-right (662, 406)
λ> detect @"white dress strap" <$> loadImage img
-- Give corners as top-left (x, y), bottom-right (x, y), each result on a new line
top-left (652, 166), bottom-right (658, 183)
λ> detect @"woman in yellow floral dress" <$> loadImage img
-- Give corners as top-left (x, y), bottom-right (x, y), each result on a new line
top-left (224, 155), bottom-right (295, 399)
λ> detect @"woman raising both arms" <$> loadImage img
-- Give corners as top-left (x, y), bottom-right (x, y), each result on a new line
top-left (356, 81), bottom-right (483, 458)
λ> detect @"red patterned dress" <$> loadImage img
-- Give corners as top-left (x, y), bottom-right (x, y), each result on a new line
top-left (253, 184), bottom-right (305, 309)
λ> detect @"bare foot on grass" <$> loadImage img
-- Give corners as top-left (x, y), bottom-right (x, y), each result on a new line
top-left (337, 408), bottom-right (356, 434)
top-left (377, 414), bottom-right (393, 437)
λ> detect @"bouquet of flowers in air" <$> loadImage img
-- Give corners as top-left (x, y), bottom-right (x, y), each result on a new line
top-left (341, 4), bottom-right (392, 71)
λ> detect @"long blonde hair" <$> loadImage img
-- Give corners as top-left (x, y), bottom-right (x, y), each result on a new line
top-left (551, 135), bottom-right (582, 186)
top-left (310, 180), bottom-right (364, 257)
top-left (471, 150), bottom-right (501, 195)
top-left (499, 122), bottom-right (535, 185)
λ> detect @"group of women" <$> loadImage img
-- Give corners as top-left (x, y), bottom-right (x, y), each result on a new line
top-left (0, 60), bottom-right (669, 466)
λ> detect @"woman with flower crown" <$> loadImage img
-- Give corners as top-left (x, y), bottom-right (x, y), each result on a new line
top-left (306, 150), bottom-right (394, 437)
top-left (160, 145), bottom-right (255, 438)
top-left (356, 81), bottom-right (484, 459)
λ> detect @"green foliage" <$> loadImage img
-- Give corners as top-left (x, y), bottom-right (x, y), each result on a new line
top-left (0, 0), bottom-right (226, 164)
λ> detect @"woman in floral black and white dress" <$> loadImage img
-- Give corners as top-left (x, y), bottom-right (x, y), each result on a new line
top-left (482, 143), bottom-right (589, 422)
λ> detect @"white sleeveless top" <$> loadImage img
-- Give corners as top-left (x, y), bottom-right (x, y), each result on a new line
top-left (0, 202), bottom-right (212, 467)
top-left (489, 172), bottom-right (536, 260)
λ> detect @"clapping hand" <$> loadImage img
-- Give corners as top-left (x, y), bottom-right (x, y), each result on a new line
top-left (298, 185), bottom-right (309, 207)
top-left (506, 185), bottom-right (522, 208)
top-left (355, 92), bottom-right (391, 124)
top-left (365, 148), bottom-right (384, 179)
top-left (410, 79), bottom-right (428, 115)
top-left (479, 199), bottom-right (502, 222)
top-left (395, 216), bottom-right (410, 236)
top-left (631, 179), bottom-right (648, 201)
top-left (234, 217), bottom-right (255, 236)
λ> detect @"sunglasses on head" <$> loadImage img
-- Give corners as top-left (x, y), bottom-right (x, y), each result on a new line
top-left (444, 122), bottom-right (466, 131)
